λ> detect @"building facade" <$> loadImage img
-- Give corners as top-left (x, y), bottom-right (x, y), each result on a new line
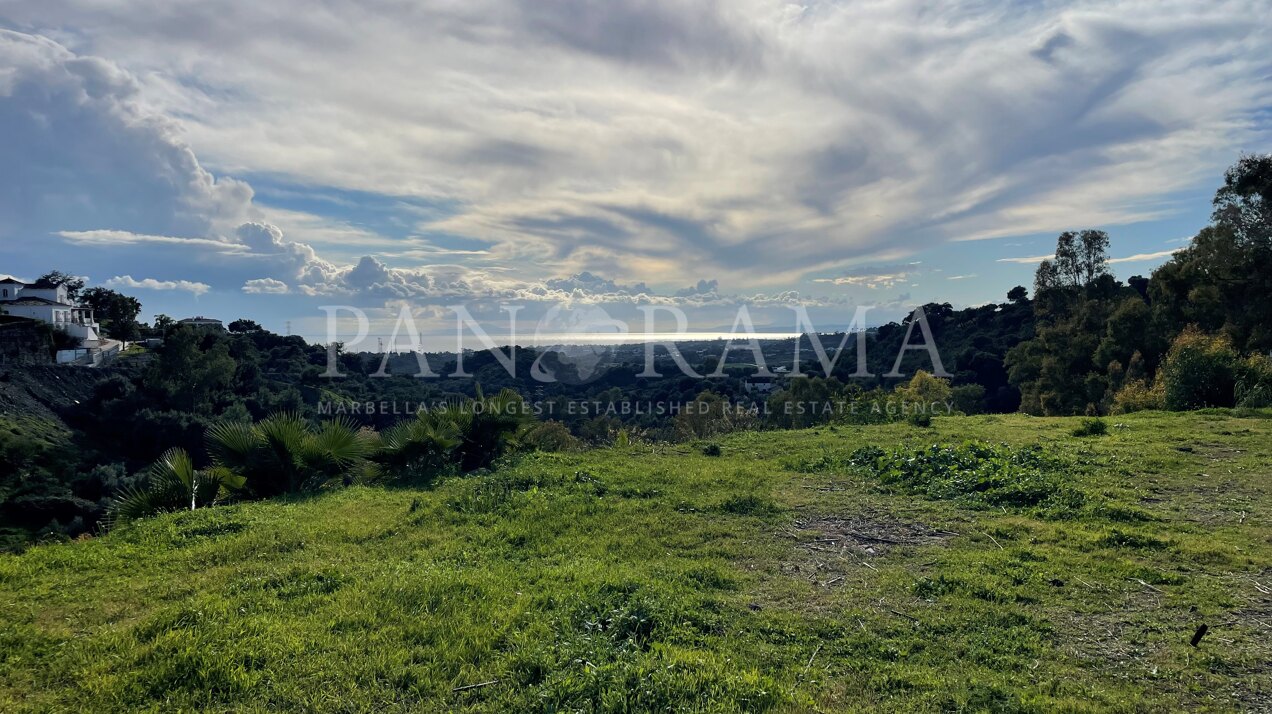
top-left (0, 277), bottom-right (102, 347)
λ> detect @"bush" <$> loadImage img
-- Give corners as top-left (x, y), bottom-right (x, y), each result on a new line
top-left (379, 389), bottom-right (535, 481)
top-left (701, 443), bottom-right (722, 457)
top-left (1159, 327), bottom-right (1239, 410)
top-left (1235, 353), bottom-right (1272, 408)
top-left (1111, 379), bottom-right (1164, 414)
top-left (1071, 418), bottom-right (1108, 437)
top-left (907, 413), bottom-right (933, 428)
top-left (522, 420), bottom-right (582, 453)
top-left (895, 370), bottom-right (953, 406)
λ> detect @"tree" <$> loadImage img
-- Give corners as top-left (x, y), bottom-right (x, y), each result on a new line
top-left (1212, 152), bottom-right (1272, 246)
top-left (228, 319), bottom-right (263, 334)
top-left (1041, 230), bottom-right (1109, 289)
top-left (145, 327), bottom-right (236, 411)
top-left (37, 271), bottom-right (86, 302)
top-left (1078, 230), bottom-right (1111, 284)
top-left (152, 314), bottom-right (174, 334)
top-left (1150, 154), bottom-right (1272, 352)
top-left (80, 287), bottom-right (142, 341)
top-left (1007, 286), bottom-right (1028, 303)
top-left (1054, 231), bottom-right (1082, 286)
top-left (1034, 260), bottom-right (1059, 293)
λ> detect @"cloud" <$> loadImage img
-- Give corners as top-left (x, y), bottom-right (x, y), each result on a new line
top-left (57, 230), bottom-right (248, 253)
top-left (4, 2), bottom-right (1266, 290)
top-left (0, 29), bottom-right (253, 242)
top-left (674, 279), bottom-right (719, 297)
top-left (1, 2), bottom-right (1270, 331)
top-left (241, 278), bottom-right (290, 294)
top-left (104, 275), bottom-right (211, 296)
top-left (996, 254), bottom-right (1056, 265)
top-left (1108, 248), bottom-right (1182, 263)
top-left (813, 263), bottom-right (916, 289)
top-left (947, 274), bottom-right (977, 280)
top-left (999, 248), bottom-right (1181, 266)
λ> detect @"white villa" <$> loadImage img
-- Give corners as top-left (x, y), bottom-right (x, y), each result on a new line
top-left (0, 276), bottom-right (102, 347)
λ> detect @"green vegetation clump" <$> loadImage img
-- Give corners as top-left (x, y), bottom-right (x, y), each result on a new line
top-left (1159, 327), bottom-right (1240, 410)
top-left (1071, 417), bottom-right (1108, 437)
top-left (907, 413), bottom-right (933, 428)
top-left (850, 442), bottom-right (1086, 516)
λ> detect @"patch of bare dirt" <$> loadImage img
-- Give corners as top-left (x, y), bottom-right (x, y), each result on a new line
top-left (791, 513), bottom-right (957, 557)
top-left (773, 511), bottom-right (956, 591)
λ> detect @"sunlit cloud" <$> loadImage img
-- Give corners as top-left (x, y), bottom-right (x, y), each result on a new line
top-left (104, 275), bottom-right (211, 296)
top-left (1108, 249), bottom-right (1183, 263)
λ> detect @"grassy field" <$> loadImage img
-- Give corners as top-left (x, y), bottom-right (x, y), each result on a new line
top-left (2, 411), bottom-right (1270, 712)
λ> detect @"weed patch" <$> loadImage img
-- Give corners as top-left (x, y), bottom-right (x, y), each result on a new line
top-left (848, 442), bottom-right (1088, 517)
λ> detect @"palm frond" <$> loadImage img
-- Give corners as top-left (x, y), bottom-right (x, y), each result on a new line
top-left (206, 421), bottom-right (259, 471)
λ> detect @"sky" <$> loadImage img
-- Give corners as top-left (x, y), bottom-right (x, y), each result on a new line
top-left (1, 0), bottom-right (1269, 344)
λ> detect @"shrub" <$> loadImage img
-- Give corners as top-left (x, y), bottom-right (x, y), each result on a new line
top-left (895, 370), bottom-right (953, 406)
top-left (107, 448), bottom-right (244, 528)
top-left (522, 420), bottom-right (582, 453)
top-left (1235, 353), bottom-right (1272, 408)
top-left (908, 413), bottom-right (933, 428)
top-left (1071, 418), bottom-right (1108, 437)
top-left (378, 388), bottom-right (535, 481)
top-left (674, 391), bottom-right (755, 440)
top-left (1159, 327), bottom-right (1239, 410)
top-left (1111, 379), bottom-right (1164, 414)
top-left (376, 411), bottom-right (461, 483)
top-left (701, 443), bottom-right (722, 457)
top-left (950, 384), bottom-right (986, 415)
top-left (206, 413), bottom-right (378, 497)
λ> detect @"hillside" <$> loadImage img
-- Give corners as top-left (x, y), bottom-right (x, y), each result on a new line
top-left (1, 412), bottom-right (1269, 712)
top-left (0, 366), bottom-right (111, 425)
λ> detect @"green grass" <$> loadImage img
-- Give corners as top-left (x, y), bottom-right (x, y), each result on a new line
top-left (2, 411), bottom-right (1270, 712)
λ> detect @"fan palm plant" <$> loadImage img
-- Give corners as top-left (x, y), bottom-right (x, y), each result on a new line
top-left (376, 410), bottom-right (462, 482)
top-left (375, 388), bottom-right (534, 482)
top-left (451, 387), bottom-right (535, 471)
top-left (106, 447), bottom-right (245, 528)
top-left (207, 413), bottom-right (378, 497)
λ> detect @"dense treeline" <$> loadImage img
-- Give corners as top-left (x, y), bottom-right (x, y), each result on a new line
top-left (1006, 154), bottom-right (1272, 415)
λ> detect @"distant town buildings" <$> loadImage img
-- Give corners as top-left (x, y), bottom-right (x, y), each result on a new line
top-left (0, 276), bottom-right (101, 347)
